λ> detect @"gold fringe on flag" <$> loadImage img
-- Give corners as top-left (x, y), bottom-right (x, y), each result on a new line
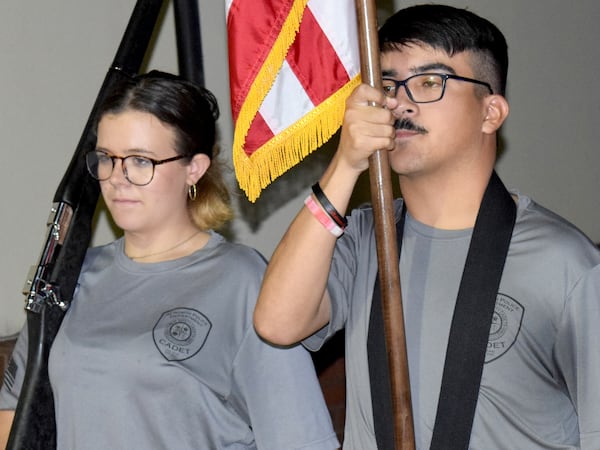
top-left (232, 0), bottom-right (307, 200)
top-left (234, 75), bottom-right (361, 202)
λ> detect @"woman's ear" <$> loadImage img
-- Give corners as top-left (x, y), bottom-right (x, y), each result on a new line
top-left (187, 153), bottom-right (211, 185)
top-left (482, 95), bottom-right (510, 134)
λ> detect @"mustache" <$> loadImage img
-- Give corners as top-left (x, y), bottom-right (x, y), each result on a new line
top-left (394, 118), bottom-right (427, 134)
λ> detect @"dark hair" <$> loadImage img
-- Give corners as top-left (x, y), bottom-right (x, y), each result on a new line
top-left (98, 70), bottom-right (219, 158)
top-left (96, 70), bottom-right (233, 230)
top-left (379, 4), bottom-right (508, 96)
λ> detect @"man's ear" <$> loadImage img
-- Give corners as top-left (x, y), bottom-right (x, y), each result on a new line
top-left (187, 153), bottom-right (211, 185)
top-left (482, 95), bottom-right (509, 134)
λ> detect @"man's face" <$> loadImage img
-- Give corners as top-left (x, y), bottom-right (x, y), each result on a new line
top-left (380, 44), bottom-right (491, 179)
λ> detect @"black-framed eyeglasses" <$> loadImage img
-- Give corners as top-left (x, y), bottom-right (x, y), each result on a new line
top-left (382, 72), bottom-right (493, 103)
top-left (85, 150), bottom-right (186, 186)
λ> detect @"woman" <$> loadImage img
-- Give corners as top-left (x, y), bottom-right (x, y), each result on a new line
top-left (0, 71), bottom-right (339, 449)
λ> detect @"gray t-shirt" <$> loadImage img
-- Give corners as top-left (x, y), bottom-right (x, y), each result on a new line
top-left (305, 192), bottom-right (600, 450)
top-left (1, 232), bottom-right (339, 450)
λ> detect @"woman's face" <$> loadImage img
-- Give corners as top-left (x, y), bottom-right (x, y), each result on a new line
top-left (95, 110), bottom-right (206, 236)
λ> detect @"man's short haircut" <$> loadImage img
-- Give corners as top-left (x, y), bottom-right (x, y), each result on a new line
top-left (379, 4), bottom-right (508, 96)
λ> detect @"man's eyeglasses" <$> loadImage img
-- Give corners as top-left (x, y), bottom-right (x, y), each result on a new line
top-left (85, 150), bottom-right (186, 186)
top-left (382, 73), bottom-right (493, 103)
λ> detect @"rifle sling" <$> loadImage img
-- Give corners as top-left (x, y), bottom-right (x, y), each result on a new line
top-left (367, 171), bottom-right (516, 449)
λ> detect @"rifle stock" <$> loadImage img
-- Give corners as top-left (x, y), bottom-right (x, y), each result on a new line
top-left (7, 1), bottom-right (164, 448)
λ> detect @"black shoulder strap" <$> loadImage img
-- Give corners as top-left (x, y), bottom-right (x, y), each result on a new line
top-left (368, 171), bottom-right (516, 449)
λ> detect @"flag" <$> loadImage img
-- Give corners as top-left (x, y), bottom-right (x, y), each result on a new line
top-left (226, 0), bottom-right (361, 202)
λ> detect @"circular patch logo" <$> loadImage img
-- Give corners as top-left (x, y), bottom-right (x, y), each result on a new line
top-left (485, 293), bottom-right (524, 363)
top-left (153, 308), bottom-right (211, 361)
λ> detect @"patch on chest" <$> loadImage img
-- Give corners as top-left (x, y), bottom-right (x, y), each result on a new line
top-left (153, 307), bottom-right (212, 361)
top-left (485, 293), bottom-right (524, 363)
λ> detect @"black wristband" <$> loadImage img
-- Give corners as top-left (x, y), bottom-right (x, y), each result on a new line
top-left (311, 182), bottom-right (348, 228)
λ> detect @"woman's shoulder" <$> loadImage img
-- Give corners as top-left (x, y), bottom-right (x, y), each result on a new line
top-left (207, 231), bottom-right (268, 269)
top-left (81, 239), bottom-right (121, 269)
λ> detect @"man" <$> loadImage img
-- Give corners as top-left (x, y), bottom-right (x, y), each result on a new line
top-left (254, 4), bottom-right (600, 449)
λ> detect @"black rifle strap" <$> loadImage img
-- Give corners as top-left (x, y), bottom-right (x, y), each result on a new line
top-left (367, 171), bottom-right (516, 449)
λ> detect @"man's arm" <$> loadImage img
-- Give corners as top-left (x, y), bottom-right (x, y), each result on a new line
top-left (0, 410), bottom-right (15, 449)
top-left (254, 84), bottom-right (397, 345)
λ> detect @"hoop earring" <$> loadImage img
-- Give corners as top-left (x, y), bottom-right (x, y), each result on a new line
top-left (188, 184), bottom-right (197, 201)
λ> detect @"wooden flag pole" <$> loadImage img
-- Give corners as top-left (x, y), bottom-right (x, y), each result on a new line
top-left (354, 1), bottom-right (415, 448)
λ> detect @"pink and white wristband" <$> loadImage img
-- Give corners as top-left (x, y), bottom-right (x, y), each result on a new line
top-left (304, 194), bottom-right (344, 238)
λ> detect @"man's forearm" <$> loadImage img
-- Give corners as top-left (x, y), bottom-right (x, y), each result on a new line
top-left (254, 157), bottom-right (360, 345)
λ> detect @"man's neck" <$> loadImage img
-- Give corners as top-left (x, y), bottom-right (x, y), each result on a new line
top-left (399, 167), bottom-right (494, 230)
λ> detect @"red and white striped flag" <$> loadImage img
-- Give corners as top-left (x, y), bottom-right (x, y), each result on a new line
top-left (226, 0), bottom-right (360, 202)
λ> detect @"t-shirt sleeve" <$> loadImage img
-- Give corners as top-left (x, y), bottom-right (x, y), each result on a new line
top-left (554, 263), bottom-right (600, 449)
top-left (0, 323), bottom-right (28, 410)
top-left (230, 327), bottom-right (339, 450)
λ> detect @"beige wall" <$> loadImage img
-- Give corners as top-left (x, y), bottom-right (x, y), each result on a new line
top-left (1, 1), bottom-right (598, 336)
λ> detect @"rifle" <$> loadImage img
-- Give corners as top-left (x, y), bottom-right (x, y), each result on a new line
top-left (7, 1), bottom-right (164, 448)
top-left (173, 0), bottom-right (205, 86)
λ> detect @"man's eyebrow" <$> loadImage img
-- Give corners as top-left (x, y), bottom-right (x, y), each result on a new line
top-left (382, 69), bottom-right (397, 78)
top-left (382, 62), bottom-right (457, 79)
top-left (413, 62), bottom-right (457, 74)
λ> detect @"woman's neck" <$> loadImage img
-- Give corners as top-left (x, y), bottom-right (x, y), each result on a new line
top-left (123, 227), bottom-right (210, 262)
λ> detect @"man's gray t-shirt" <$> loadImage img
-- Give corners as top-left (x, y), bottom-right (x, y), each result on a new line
top-left (1, 232), bottom-right (339, 450)
top-left (305, 192), bottom-right (600, 449)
